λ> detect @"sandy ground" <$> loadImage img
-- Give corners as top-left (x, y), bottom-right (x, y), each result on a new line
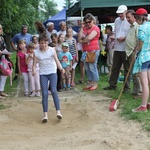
top-left (0, 78), bottom-right (150, 150)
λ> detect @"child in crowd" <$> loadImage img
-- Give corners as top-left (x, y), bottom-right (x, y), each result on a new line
top-left (26, 42), bottom-right (40, 97)
top-left (56, 33), bottom-right (64, 55)
top-left (105, 25), bottom-right (115, 76)
top-left (49, 33), bottom-right (58, 47)
top-left (17, 39), bottom-right (29, 96)
top-left (56, 33), bottom-right (65, 91)
top-left (58, 42), bottom-right (73, 90)
top-left (65, 27), bottom-right (78, 87)
top-left (32, 36), bottom-right (39, 49)
top-left (33, 34), bottom-right (64, 122)
top-left (76, 25), bottom-right (85, 84)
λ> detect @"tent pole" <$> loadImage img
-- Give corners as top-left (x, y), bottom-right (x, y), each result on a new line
top-left (81, 8), bottom-right (84, 24)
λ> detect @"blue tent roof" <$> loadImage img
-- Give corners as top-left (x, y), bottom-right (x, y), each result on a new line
top-left (43, 8), bottom-right (66, 30)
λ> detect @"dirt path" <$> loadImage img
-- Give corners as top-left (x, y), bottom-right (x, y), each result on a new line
top-left (0, 79), bottom-right (150, 150)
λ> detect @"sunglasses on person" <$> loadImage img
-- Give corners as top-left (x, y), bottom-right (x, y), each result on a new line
top-left (85, 20), bottom-right (92, 24)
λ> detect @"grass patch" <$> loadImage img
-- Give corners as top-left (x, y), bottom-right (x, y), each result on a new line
top-left (101, 77), bottom-right (150, 132)
top-left (75, 64), bottom-right (150, 131)
top-left (0, 104), bottom-right (6, 109)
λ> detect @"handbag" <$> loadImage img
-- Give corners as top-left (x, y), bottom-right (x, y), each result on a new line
top-left (85, 51), bottom-right (96, 63)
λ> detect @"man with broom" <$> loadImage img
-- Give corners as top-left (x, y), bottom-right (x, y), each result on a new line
top-left (125, 9), bottom-right (142, 98)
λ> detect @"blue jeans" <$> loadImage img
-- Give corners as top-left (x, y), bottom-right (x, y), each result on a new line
top-left (84, 50), bottom-right (100, 82)
top-left (40, 73), bottom-right (60, 112)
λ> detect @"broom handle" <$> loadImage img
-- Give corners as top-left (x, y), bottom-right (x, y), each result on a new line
top-left (117, 51), bottom-right (136, 101)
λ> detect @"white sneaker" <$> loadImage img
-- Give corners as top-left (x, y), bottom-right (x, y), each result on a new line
top-left (36, 92), bottom-right (40, 97)
top-left (29, 92), bottom-right (36, 97)
top-left (42, 116), bottom-right (48, 122)
top-left (57, 114), bottom-right (62, 119)
top-left (24, 92), bottom-right (28, 97)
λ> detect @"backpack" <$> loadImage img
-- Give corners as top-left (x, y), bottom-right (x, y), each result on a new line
top-left (0, 55), bottom-right (12, 76)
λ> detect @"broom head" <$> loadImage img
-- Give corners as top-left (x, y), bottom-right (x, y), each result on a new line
top-left (109, 100), bottom-right (119, 111)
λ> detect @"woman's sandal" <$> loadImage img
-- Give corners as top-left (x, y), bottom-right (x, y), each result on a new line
top-left (83, 85), bottom-right (93, 90)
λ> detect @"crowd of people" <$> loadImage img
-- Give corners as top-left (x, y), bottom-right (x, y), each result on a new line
top-left (103, 6), bottom-right (150, 113)
top-left (0, 5), bottom-right (150, 122)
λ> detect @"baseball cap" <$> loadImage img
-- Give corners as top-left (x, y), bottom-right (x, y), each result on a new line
top-left (62, 42), bottom-right (69, 47)
top-left (135, 8), bottom-right (148, 15)
top-left (116, 5), bottom-right (127, 13)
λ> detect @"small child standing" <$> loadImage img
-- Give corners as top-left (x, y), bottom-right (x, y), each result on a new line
top-left (56, 33), bottom-right (65, 55)
top-left (65, 27), bottom-right (78, 87)
top-left (58, 42), bottom-right (73, 90)
top-left (26, 42), bottom-right (40, 97)
top-left (17, 39), bottom-right (29, 96)
top-left (105, 25), bottom-right (115, 76)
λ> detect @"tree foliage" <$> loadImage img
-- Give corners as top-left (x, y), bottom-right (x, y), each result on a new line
top-left (0, 0), bottom-right (39, 34)
top-left (0, 0), bottom-right (57, 50)
top-left (0, 0), bottom-right (58, 35)
top-left (0, 0), bottom-right (58, 50)
top-left (39, 0), bottom-right (58, 20)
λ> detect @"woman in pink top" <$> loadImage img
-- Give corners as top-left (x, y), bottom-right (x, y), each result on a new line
top-left (78, 13), bottom-right (100, 91)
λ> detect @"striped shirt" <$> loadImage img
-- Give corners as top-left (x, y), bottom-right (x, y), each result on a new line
top-left (133, 21), bottom-right (150, 74)
top-left (65, 38), bottom-right (77, 56)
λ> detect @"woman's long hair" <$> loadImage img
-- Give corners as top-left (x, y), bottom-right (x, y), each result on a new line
top-left (35, 21), bottom-right (48, 42)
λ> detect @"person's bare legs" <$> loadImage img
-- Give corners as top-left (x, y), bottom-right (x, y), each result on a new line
top-left (79, 61), bottom-right (85, 82)
top-left (71, 69), bottom-right (75, 85)
top-left (147, 70), bottom-right (150, 104)
top-left (132, 70), bottom-right (149, 112)
top-left (139, 71), bottom-right (149, 105)
top-left (92, 81), bottom-right (98, 88)
top-left (71, 59), bottom-right (76, 86)
top-left (66, 71), bottom-right (71, 89)
top-left (62, 73), bottom-right (66, 89)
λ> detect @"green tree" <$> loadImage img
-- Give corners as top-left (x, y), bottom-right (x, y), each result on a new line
top-left (0, 0), bottom-right (57, 51)
top-left (0, 0), bottom-right (40, 50)
top-left (39, 0), bottom-right (58, 20)
top-left (0, 0), bottom-right (40, 33)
